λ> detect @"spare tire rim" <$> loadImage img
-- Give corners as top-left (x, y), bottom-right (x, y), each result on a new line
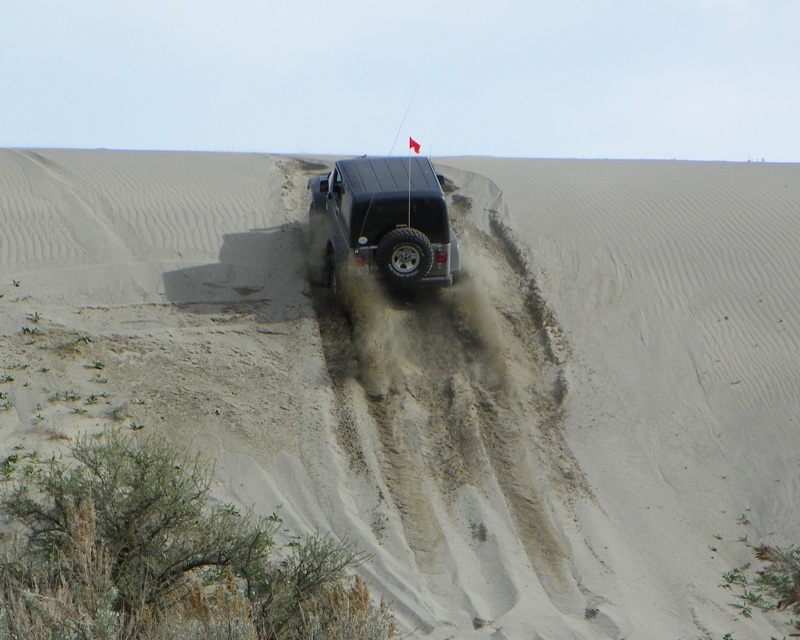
top-left (390, 244), bottom-right (421, 273)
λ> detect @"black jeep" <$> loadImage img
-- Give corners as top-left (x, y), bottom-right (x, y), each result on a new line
top-left (307, 156), bottom-right (460, 293)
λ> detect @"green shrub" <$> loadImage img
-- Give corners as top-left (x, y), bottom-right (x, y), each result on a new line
top-left (1, 432), bottom-right (276, 616)
top-left (0, 431), bottom-right (396, 640)
top-left (250, 535), bottom-right (368, 639)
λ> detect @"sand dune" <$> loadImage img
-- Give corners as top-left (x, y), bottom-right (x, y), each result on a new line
top-left (1, 149), bottom-right (799, 638)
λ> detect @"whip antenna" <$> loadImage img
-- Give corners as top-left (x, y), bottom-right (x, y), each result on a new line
top-left (388, 82), bottom-right (419, 156)
top-left (359, 84), bottom-right (419, 240)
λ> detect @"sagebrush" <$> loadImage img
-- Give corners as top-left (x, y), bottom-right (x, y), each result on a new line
top-left (0, 431), bottom-right (396, 639)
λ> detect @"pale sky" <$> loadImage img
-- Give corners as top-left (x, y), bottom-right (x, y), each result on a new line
top-left (3, 1), bottom-right (799, 161)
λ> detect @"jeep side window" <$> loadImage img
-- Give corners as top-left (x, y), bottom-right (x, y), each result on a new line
top-left (326, 170), bottom-right (336, 197)
top-left (332, 170), bottom-right (343, 197)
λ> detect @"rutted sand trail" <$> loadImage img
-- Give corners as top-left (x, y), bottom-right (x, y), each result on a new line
top-left (307, 162), bottom-right (587, 610)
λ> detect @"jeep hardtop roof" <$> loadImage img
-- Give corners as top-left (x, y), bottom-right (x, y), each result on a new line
top-left (334, 156), bottom-right (450, 246)
top-left (337, 156), bottom-right (443, 201)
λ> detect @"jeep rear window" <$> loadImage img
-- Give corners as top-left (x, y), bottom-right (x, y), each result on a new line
top-left (352, 197), bottom-right (449, 246)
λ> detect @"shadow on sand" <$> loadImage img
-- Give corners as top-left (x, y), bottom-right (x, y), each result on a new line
top-left (163, 223), bottom-right (311, 323)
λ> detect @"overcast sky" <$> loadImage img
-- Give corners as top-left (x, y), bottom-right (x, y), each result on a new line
top-left (2, 1), bottom-right (799, 161)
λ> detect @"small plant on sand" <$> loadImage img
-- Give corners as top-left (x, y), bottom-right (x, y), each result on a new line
top-left (50, 389), bottom-right (82, 403)
top-left (0, 455), bottom-right (20, 480)
top-left (41, 427), bottom-right (70, 441)
top-left (56, 334), bottom-right (94, 357)
top-left (109, 404), bottom-right (127, 422)
top-left (26, 311), bottom-right (42, 323)
top-left (722, 565), bottom-right (749, 586)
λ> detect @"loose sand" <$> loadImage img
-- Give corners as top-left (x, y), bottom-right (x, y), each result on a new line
top-left (1, 149), bottom-right (799, 638)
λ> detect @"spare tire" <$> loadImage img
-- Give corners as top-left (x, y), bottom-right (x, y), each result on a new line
top-left (376, 228), bottom-right (434, 285)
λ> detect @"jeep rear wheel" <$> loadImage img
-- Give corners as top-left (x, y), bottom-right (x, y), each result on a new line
top-left (376, 228), bottom-right (434, 285)
top-left (328, 249), bottom-right (342, 296)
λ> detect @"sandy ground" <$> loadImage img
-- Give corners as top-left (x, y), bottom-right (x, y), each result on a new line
top-left (1, 149), bottom-right (799, 639)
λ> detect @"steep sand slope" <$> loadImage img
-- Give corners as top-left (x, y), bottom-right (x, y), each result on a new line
top-left (447, 157), bottom-right (800, 637)
top-left (1, 150), bottom-right (798, 638)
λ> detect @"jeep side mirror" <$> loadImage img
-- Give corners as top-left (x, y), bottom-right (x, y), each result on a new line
top-left (319, 178), bottom-right (329, 194)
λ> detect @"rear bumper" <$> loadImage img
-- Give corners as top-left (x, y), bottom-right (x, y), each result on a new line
top-left (416, 274), bottom-right (453, 288)
top-left (344, 264), bottom-right (453, 288)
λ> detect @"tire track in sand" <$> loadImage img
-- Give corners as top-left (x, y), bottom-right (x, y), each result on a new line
top-left (313, 277), bottom-right (447, 571)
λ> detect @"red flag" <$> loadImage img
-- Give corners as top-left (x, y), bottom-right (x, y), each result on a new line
top-left (409, 137), bottom-right (421, 154)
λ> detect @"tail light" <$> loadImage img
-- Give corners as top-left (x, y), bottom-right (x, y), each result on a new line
top-left (435, 250), bottom-right (448, 264)
top-left (353, 251), bottom-right (367, 266)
